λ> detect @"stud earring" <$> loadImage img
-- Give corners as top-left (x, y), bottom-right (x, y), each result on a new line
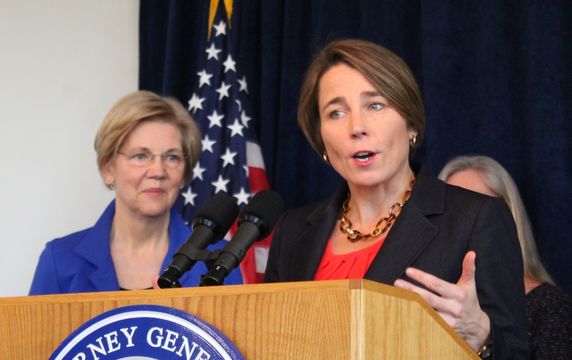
top-left (106, 178), bottom-right (115, 190)
top-left (322, 152), bottom-right (329, 164)
top-left (409, 135), bottom-right (417, 146)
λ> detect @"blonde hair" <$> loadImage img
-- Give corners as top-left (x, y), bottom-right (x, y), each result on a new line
top-left (94, 90), bottom-right (201, 186)
top-left (298, 39), bottom-right (425, 158)
top-left (439, 155), bottom-right (554, 284)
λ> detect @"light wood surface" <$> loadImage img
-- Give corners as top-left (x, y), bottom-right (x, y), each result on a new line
top-left (0, 280), bottom-right (478, 359)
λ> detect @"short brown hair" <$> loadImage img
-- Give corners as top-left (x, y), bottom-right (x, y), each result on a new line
top-left (298, 39), bottom-right (425, 157)
top-left (94, 90), bottom-right (202, 186)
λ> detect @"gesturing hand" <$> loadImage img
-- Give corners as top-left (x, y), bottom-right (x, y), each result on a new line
top-left (394, 251), bottom-right (490, 351)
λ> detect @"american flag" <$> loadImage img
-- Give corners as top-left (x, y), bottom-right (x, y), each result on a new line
top-left (175, 0), bottom-right (271, 284)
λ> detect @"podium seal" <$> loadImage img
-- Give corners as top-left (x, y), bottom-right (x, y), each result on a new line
top-left (50, 304), bottom-right (244, 360)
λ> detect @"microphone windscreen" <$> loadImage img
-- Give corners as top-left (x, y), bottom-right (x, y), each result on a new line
top-left (193, 192), bottom-right (239, 238)
top-left (241, 190), bottom-right (284, 237)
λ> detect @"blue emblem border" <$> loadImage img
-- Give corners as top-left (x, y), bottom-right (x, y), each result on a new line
top-left (50, 304), bottom-right (244, 360)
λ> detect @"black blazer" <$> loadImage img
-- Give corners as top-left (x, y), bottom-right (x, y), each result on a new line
top-left (265, 169), bottom-right (529, 359)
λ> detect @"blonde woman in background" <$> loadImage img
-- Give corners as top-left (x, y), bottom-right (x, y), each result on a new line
top-left (30, 91), bottom-right (243, 294)
top-left (440, 155), bottom-right (572, 359)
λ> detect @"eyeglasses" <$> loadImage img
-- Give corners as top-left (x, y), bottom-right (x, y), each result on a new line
top-left (117, 150), bottom-right (187, 169)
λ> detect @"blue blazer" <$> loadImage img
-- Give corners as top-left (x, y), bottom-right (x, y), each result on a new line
top-left (29, 201), bottom-right (242, 295)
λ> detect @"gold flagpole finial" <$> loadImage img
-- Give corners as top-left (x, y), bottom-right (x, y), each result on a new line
top-left (208, 0), bottom-right (233, 39)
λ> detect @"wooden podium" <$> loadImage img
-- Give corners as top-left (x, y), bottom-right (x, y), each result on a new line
top-left (0, 280), bottom-right (478, 359)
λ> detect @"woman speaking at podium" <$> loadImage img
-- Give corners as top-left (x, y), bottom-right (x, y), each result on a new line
top-left (29, 91), bottom-right (242, 294)
top-left (264, 39), bottom-right (528, 358)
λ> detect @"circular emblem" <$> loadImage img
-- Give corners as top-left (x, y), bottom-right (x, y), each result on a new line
top-left (51, 304), bottom-right (244, 360)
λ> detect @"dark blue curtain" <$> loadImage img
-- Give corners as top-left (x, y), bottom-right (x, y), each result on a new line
top-left (139, 0), bottom-right (572, 294)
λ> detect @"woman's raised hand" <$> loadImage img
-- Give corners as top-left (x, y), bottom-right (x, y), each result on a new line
top-left (394, 251), bottom-right (490, 351)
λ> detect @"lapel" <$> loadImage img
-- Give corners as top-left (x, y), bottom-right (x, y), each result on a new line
top-left (290, 186), bottom-right (347, 280)
top-left (365, 169), bottom-right (445, 283)
top-left (287, 168), bottom-right (446, 282)
top-left (73, 201), bottom-right (119, 291)
top-left (73, 203), bottom-right (193, 291)
top-left (161, 210), bottom-right (190, 270)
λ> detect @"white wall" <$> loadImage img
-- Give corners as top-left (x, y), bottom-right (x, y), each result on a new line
top-left (0, 1), bottom-right (139, 296)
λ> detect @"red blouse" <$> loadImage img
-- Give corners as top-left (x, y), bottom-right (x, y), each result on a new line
top-left (314, 238), bottom-right (385, 280)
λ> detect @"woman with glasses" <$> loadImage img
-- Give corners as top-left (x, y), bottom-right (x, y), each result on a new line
top-left (29, 90), bottom-right (242, 294)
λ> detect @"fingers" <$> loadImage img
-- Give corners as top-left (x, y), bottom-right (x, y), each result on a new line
top-left (395, 251), bottom-right (478, 298)
top-left (394, 251), bottom-right (489, 350)
top-left (394, 277), bottom-right (439, 301)
top-left (401, 267), bottom-right (462, 299)
top-left (393, 277), bottom-right (444, 309)
top-left (458, 251), bottom-right (477, 286)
